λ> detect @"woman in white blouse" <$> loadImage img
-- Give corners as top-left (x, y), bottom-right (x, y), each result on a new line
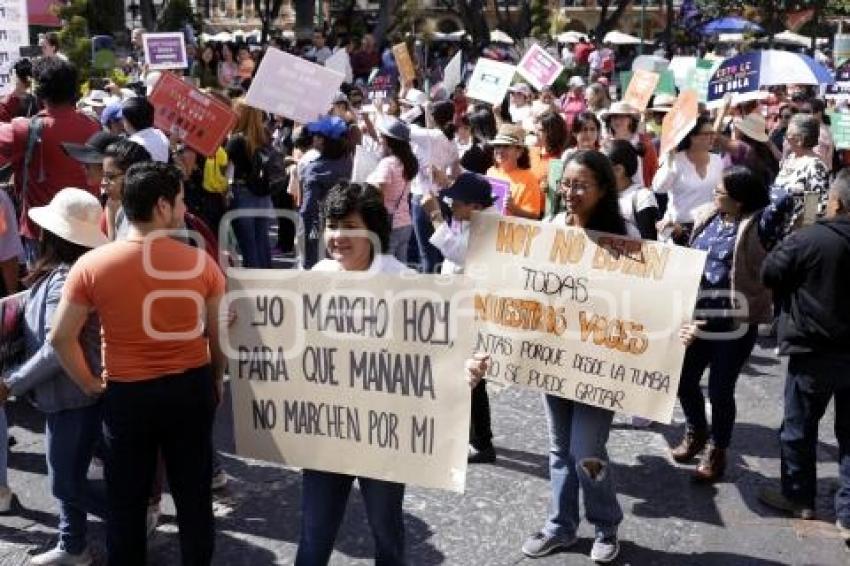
top-left (652, 116), bottom-right (723, 245)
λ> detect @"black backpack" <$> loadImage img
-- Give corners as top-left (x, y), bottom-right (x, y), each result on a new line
top-left (248, 144), bottom-right (288, 197)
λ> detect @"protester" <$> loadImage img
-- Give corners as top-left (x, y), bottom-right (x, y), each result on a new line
top-left (460, 105), bottom-right (497, 175)
top-left (237, 45), bottom-right (256, 84)
top-left (226, 98), bottom-right (275, 268)
top-left (530, 111), bottom-right (569, 220)
top-left (0, 57), bottom-right (100, 264)
top-left (51, 161), bottom-right (224, 566)
top-left (351, 34), bottom-right (381, 82)
top-left (718, 113), bottom-right (779, 187)
top-left (100, 103), bottom-right (125, 135)
top-left (520, 150), bottom-right (627, 563)
top-left (367, 116), bottom-right (418, 262)
top-left (61, 131), bottom-right (124, 191)
top-left (758, 169), bottom-right (850, 532)
top-left (305, 29), bottom-right (333, 65)
top-left (563, 111), bottom-right (601, 160)
top-left (799, 99), bottom-right (835, 172)
top-left (487, 124), bottom-right (543, 220)
top-left (672, 166), bottom-right (792, 482)
top-left (770, 104), bottom-right (796, 153)
top-left (192, 45), bottom-right (220, 89)
top-left (299, 115), bottom-right (352, 268)
top-left (100, 140), bottom-right (153, 241)
top-left (605, 139), bottom-right (658, 239)
top-left (0, 188), bottom-right (108, 565)
top-left (585, 82), bottom-right (611, 120)
top-left (121, 97), bottom-right (169, 163)
top-left (601, 101), bottom-right (658, 187)
top-left (218, 42), bottom-right (239, 89)
top-left (560, 76), bottom-right (587, 128)
top-left (652, 116), bottom-right (723, 245)
top-left (0, 58), bottom-right (37, 122)
top-left (508, 83), bottom-right (533, 124)
top-left (40, 32), bottom-right (67, 61)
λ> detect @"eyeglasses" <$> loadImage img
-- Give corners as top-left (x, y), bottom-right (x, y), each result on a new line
top-left (559, 178), bottom-right (594, 194)
top-left (101, 172), bottom-right (124, 185)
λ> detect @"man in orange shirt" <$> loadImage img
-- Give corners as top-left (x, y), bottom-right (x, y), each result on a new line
top-left (51, 162), bottom-right (226, 566)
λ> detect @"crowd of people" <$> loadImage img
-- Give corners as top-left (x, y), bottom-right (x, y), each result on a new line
top-left (0, 23), bottom-right (846, 566)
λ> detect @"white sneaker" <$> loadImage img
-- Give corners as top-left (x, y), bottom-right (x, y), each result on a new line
top-left (211, 470), bottom-right (228, 491)
top-left (30, 545), bottom-right (93, 565)
top-left (0, 486), bottom-right (13, 513)
top-left (86, 458), bottom-right (104, 481)
top-left (146, 503), bottom-right (160, 538)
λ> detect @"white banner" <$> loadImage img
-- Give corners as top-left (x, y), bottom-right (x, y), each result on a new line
top-left (466, 58), bottom-right (517, 106)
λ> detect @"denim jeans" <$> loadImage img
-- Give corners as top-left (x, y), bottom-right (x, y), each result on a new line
top-left (0, 407), bottom-right (7, 487)
top-left (780, 352), bottom-right (850, 524)
top-left (388, 225), bottom-right (412, 264)
top-left (410, 195), bottom-right (443, 273)
top-left (45, 404), bottom-right (106, 554)
top-left (230, 184), bottom-right (272, 269)
top-left (103, 365), bottom-right (216, 566)
top-left (676, 324), bottom-right (758, 448)
top-left (295, 470), bottom-right (406, 566)
top-left (542, 395), bottom-right (622, 539)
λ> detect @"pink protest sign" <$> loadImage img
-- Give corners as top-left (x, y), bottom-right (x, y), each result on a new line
top-left (516, 44), bottom-right (565, 91)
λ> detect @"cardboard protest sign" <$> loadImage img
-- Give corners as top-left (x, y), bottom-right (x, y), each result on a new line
top-left (148, 72), bottom-right (237, 157)
top-left (443, 51), bottom-right (463, 94)
top-left (829, 111), bottom-right (850, 150)
top-left (466, 58), bottom-right (517, 106)
top-left (622, 69), bottom-right (660, 111)
top-left (659, 89), bottom-right (699, 161)
top-left (689, 58), bottom-right (718, 103)
top-left (392, 43), bottom-right (417, 84)
top-left (226, 271), bottom-right (474, 492)
top-left (142, 32), bottom-right (188, 70)
top-left (516, 43), bottom-right (564, 91)
top-left (352, 144), bottom-right (382, 183)
top-left (485, 176), bottom-right (510, 214)
top-left (465, 214), bottom-right (706, 423)
top-left (245, 48), bottom-right (344, 124)
top-left (325, 48), bottom-right (352, 83)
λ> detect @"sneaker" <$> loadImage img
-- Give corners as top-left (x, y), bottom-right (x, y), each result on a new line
top-left (211, 470), bottom-right (228, 491)
top-left (521, 531), bottom-right (578, 558)
top-left (30, 545), bottom-right (93, 565)
top-left (467, 444), bottom-right (496, 464)
top-left (757, 486), bottom-right (815, 519)
top-left (836, 519), bottom-right (850, 542)
top-left (0, 486), bottom-right (13, 513)
top-left (146, 503), bottom-right (160, 538)
top-left (590, 534), bottom-right (620, 563)
top-left (87, 458), bottom-right (104, 481)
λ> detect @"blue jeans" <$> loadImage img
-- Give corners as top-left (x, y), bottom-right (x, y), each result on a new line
top-left (0, 407), bottom-right (7, 487)
top-left (296, 470), bottom-right (406, 566)
top-left (676, 324), bottom-right (758, 448)
top-left (780, 352), bottom-right (850, 524)
top-left (389, 225), bottom-right (412, 264)
top-left (231, 184), bottom-right (272, 269)
top-left (410, 195), bottom-right (443, 273)
top-left (46, 404), bottom-right (106, 554)
top-left (543, 395), bottom-right (622, 539)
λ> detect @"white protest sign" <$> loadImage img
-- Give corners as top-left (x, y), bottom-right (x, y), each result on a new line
top-left (465, 214), bottom-right (706, 423)
top-left (325, 48), bottom-right (352, 83)
top-left (516, 43), bottom-right (565, 91)
top-left (465, 58), bottom-right (517, 106)
top-left (226, 271), bottom-right (474, 492)
top-left (0, 0), bottom-right (28, 94)
top-left (443, 51), bottom-right (463, 94)
top-left (245, 47), bottom-right (344, 124)
top-left (352, 144), bottom-right (382, 183)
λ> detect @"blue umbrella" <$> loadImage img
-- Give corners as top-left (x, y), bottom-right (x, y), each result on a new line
top-left (701, 17), bottom-right (764, 35)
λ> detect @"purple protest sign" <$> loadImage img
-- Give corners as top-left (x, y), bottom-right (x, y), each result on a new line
top-left (486, 176), bottom-right (511, 215)
top-left (143, 32), bottom-right (188, 70)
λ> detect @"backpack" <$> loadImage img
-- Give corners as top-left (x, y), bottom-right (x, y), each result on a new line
top-left (248, 144), bottom-right (288, 197)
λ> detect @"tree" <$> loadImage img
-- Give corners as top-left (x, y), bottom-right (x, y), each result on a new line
top-left (253, 0), bottom-right (285, 43)
top-left (433, 0), bottom-right (489, 51)
top-left (529, 0), bottom-right (551, 41)
top-left (293, 0), bottom-right (316, 37)
top-left (157, 0), bottom-right (197, 32)
top-left (594, 0), bottom-right (634, 40)
top-left (56, 0), bottom-right (92, 81)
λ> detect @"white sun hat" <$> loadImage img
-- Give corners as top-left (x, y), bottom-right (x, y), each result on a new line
top-left (28, 188), bottom-right (110, 249)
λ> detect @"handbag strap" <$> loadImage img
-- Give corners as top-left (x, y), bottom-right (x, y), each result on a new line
top-left (21, 116), bottom-right (43, 198)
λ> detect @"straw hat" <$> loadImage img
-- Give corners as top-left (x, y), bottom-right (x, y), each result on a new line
top-left (28, 188), bottom-right (109, 249)
top-left (600, 101), bottom-right (641, 120)
top-left (733, 113), bottom-right (769, 143)
top-left (489, 123), bottom-right (526, 146)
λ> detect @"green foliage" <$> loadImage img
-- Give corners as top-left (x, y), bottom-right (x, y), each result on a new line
top-left (157, 0), bottom-right (198, 32)
top-left (529, 0), bottom-right (551, 41)
top-left (56, 0), bottom-right (92, 82)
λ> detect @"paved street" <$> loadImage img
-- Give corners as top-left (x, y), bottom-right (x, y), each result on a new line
top-left (0, 337), bottom-right (848, 565)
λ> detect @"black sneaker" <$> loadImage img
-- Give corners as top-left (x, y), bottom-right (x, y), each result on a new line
top-left (757, 486), bottom-right (815, 519)
top-left (467, 444), bottom-right (496, 464)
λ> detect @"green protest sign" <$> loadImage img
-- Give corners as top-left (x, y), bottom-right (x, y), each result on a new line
top-left (619, 70), bottom-right (676, 98)
top-left (829, 112), bottom-right (850, 150)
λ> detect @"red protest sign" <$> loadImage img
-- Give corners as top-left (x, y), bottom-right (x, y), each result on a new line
top-left (148, 72), bottom-right (237, 157)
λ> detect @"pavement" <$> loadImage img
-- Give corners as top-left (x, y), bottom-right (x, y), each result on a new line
top-left (0, 337), bottom-right (848, 565)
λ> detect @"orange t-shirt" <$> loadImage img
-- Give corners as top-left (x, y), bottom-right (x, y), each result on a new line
top-left (487, 165), bottom-right (544, 219)
top-left (63, 236), bottom-right (226, 382)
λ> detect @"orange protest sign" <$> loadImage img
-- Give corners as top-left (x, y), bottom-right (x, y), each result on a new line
top-left (392, 43), bottom-right (417, 83)
top-left (148, 72), bottom-right (237, 157)
top-left (622, 69), bottom-right (660, 111)
top-left (659, 89), bottom-right (699, 161)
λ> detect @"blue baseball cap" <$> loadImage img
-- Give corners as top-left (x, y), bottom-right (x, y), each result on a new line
top-left (101, 102), bottom-right (123, 127)
top-left (306, 116), bottom-right (348, 140)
